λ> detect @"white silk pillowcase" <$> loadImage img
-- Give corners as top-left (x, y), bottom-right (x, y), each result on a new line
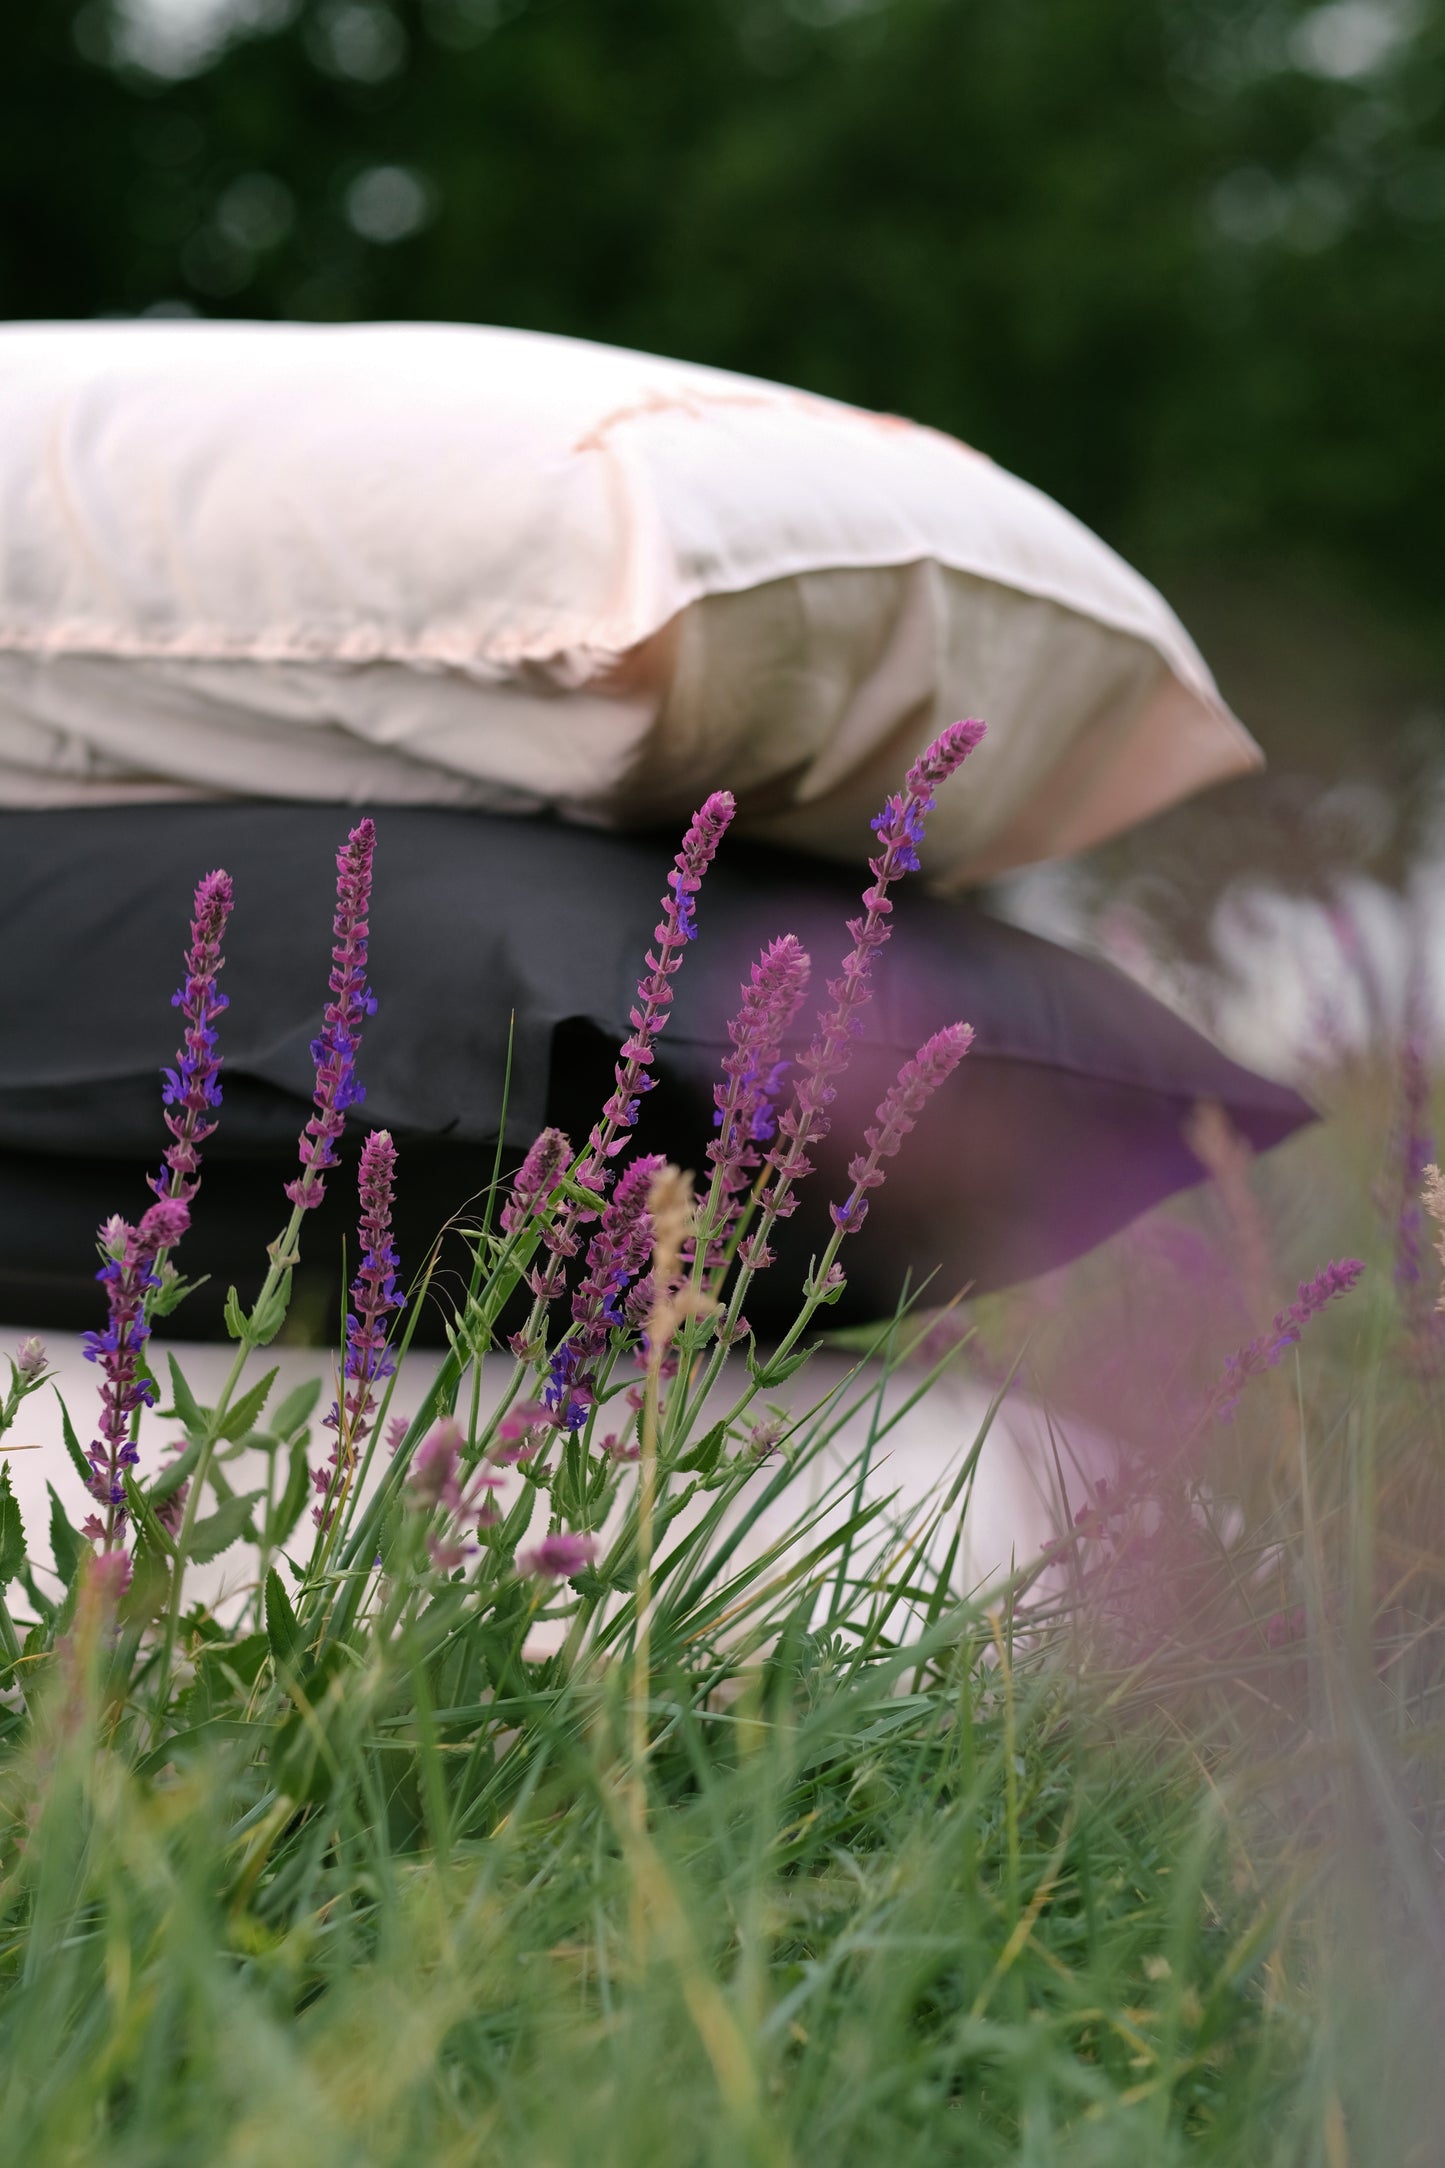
top-left (0, 319), bottom-right (1259, 882)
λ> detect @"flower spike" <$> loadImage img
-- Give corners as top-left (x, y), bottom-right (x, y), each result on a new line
top-left (82, 1197), bottom-right (191, 1543)
top-left (156, 867), bottom-right (233, 1204)
top-left (287, 818), bottom-right (377, 1212)
top-left (830, 1023), bottom-right (974, 1235)
top-left (745, 719), bottom-right (986, 1268)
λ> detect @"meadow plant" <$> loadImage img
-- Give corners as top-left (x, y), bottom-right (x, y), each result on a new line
top-left (0, 726), bottom-right (987, 1726)
top-left (155, 865), bottom-right (232, 1207)
top-left (4, 716), bottom-right (1440, 2162)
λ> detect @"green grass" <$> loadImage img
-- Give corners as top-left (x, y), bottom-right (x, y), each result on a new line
top-left (3, 1063), bottom-right (1444, 2164)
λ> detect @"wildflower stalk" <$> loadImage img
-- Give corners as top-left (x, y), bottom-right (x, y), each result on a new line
top-left (1214, 1258), bottom-right (1365, 1422)
top-left (668, 722), bottom-right (986, 1447)
top-left (310, 1131), bottom-right (404, 1540)
top-left (629, 1169), bottom-right (700, 1850)
top-left (151, 1197), bottom-right (308, 1728)
top-left (83, 1199), bottom-right (190, 1547)
top-left (530, 792), bottom-right (734, 1300)
top-left (154, 826), bottom-right (378, 1717)
top-left (155, 868), bottom-right (233, 1211)
top-left (0, 1338), bottom-right (49, 1446)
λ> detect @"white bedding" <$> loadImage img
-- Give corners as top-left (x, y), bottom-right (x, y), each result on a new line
top-left (0, 320), bottom-right (1259, 882)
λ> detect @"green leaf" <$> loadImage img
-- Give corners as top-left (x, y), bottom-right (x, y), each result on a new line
top-left (47, 1483), bottom-right (83, 1587)
top-left (54, 1394), bottom-right (93, 1490)
top-left (0, 1465), bottom-right (26, 1587)
top-left (19, 1565), bottom-right (55, 1625)
top-left (187, 1489), bottom-right (265, 1565)
top-left (134, 1717), bottom-right (264, 1779)
top-left (249, 1272), bottom-right (293, 1348)
top-left (265, 1567), bottom-right (305, 1677)
top-left (571, 1565), bottom-right (636, 1600)
top-left (215, 1368), bottom-right (279, 1443)
top-left (265, 1436), bottom-right (313, 1550)
top-left (149, 1267), bottom-right (209, 1320)
top-left (375, 1494), bottom-right (404, 1573)
top-left (165, 1355), bottom-right (209, 1436)
top-left (272, 1377), bottom-right (322, 1440)
top-left (123, 1472), bottom-right (175, 1559)
top-left (120, 1534), bottom-right (172, 1627)
top-left (147, 1430), bottom-right (206, 1507)
top-left (223, 1286), bottom-right (247, 1341)
top-left (270, 1643), bottom-right (349, 1804)
top-left (674, 1420), bottom-right (727, 1477)
top-left (747, 1346), bottom-right (814, 1390)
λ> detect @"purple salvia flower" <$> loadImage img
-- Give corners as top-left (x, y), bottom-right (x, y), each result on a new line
top-left (408, 1414), bottom-right (505, 1568)
top-left (830, 1023), bottom-right (974, 1235)
top-left (313, 1129), bottom-right (403, 1527)
top-left (409, 1416), bottom-right (467, 1514)
top-left (155, 868), bottom-right (233, 1205)
top-left (1216, 1258), bottom-right (1365, 1421)
top-left (539, 792), bottom-right (734, 1289)
top-left (287, 819), bottom-right (377, 1212)
top-left (81, 1197), bottom-right (190, 1542)
top-left (83, 1546), bottom-right (133, 1608)
top-left (544, 1152), bottom-right (665, 1427)
top-left (489, 1399), bottom-right (553, 1463)
top-left (744, 720), bottom-right (986, 1269)
top-left (501, 1126), bottom-right (572, 1241)
top-left (520, 1529), bottom-right (597, 1580)
top-left (345, 1131), bottom-right (404, 1389)
top-left (581, 789), bottom-right (734, 1184)
top-left (697, 936), bottom-right (811, 1265)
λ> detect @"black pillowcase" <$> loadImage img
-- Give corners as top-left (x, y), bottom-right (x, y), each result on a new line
top-left (0, 804), bottom-right (1311, 1337)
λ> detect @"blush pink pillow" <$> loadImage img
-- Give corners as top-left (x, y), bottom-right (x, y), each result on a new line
top-left (0, 320), bottom-right (1258, 882)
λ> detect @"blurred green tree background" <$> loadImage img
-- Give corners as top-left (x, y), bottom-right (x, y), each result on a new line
top-left (6, 0), bottom-right (1443, 812)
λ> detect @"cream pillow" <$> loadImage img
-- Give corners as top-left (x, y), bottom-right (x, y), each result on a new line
top-left (0, 319), bottom-right (1258, 882)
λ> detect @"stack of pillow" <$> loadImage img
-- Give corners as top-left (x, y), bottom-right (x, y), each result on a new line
top-left (0, 322), bottom-right (1301, 1333)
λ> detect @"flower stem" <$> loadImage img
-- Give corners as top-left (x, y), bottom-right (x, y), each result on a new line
top-left (151, 1201), bottom-right (306, 1734)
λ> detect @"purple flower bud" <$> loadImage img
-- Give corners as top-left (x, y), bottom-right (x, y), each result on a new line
top-left (492, 1399), bottom-right (552, 1460)
top-left (81, 1197), bottom-right (191, 1543)
top-left (829, 1023), bottom-right (974, 1234)
top-left (698, 936), bottom-right (810, 1266)
top-left (520, 1530), bottom-right (597, 1579)
top-left (287, 819), bottom-right (377, 1212)
top-left (543, 1153), bottom-right (666, 1426)
top-left (544, 793), bottom-right (734, 1272)
top-left (751, 721), bottom-right (986, 1265)
top-left (313, 1130), bottom-right (403, 1525)
top-left (1216, 1258), bottom-right (1365, 1420)
top-left (14, 1336), bottom-right (47, 1382)
top-left (156, 868), bottom-right (233, 1204)
top-left (501, 1126), bottom-right (573, 1241)
top-left (84, 1546), bottom-right (133, 1607)
top-left (409, 1416), bottom-right (465, 1513)
top-left (408, 1416), bottom-right (506, 1567)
